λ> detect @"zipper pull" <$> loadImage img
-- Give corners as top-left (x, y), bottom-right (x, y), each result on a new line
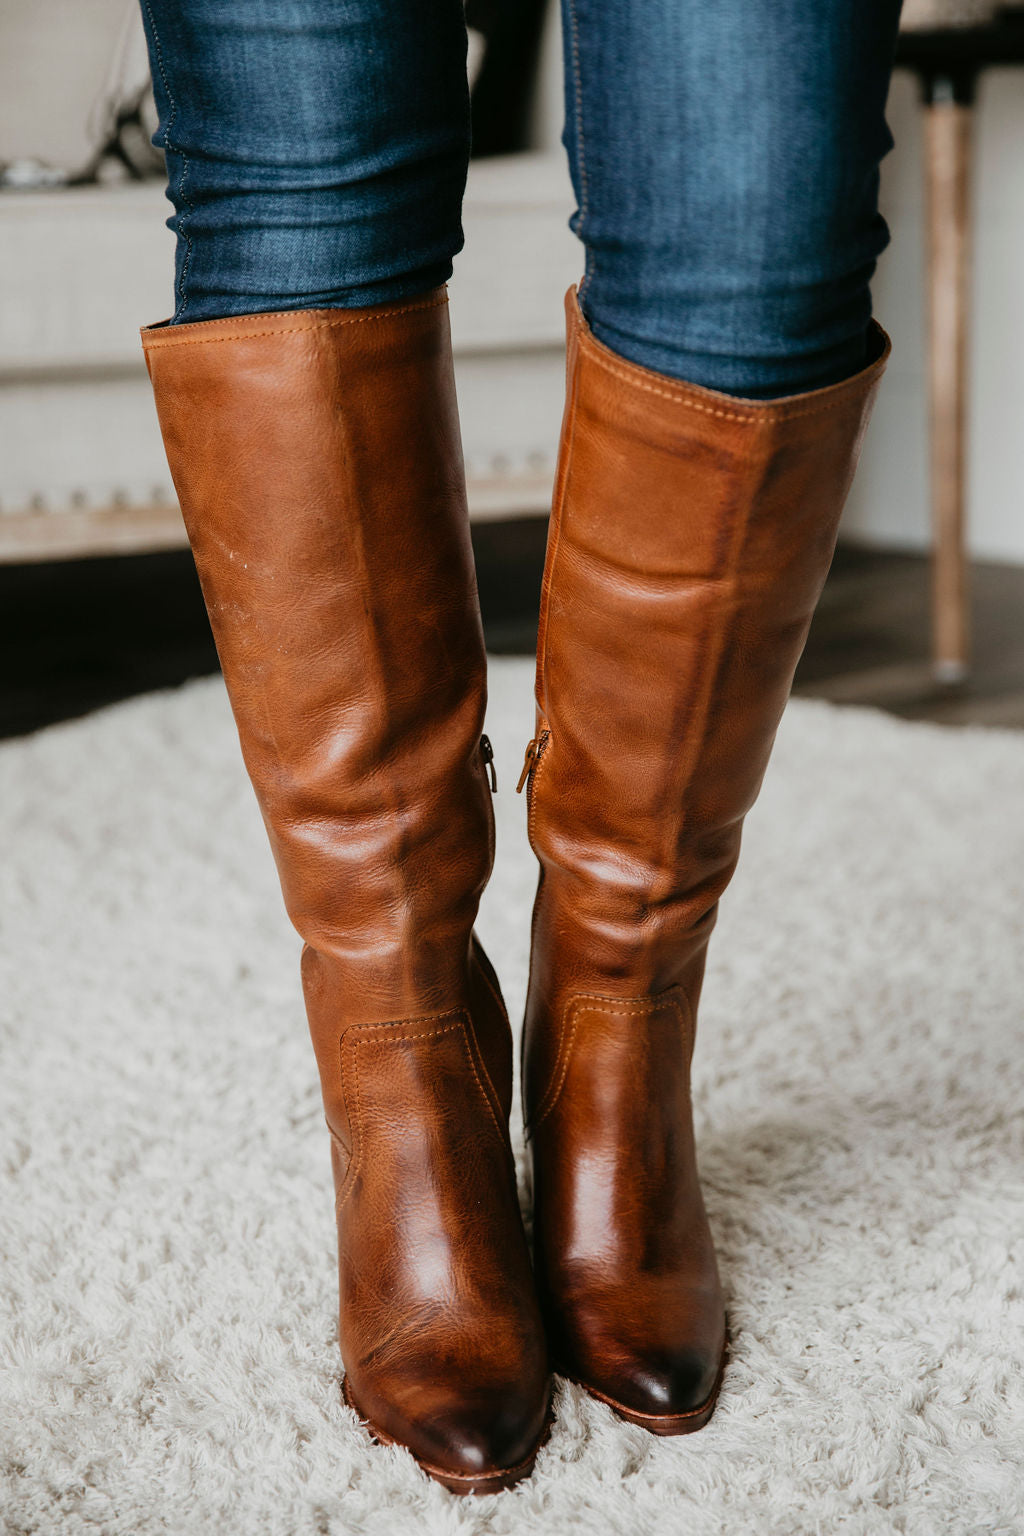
top-left (516, 736), bottom-right (540, 794)
top-left (480, 734), bottom-right (497, 792)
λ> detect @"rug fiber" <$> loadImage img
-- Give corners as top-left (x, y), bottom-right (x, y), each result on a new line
top-left (1, 658), bottom-right (1022, 1535)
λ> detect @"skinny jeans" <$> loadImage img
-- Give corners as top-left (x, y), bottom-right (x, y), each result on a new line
top-left (139, 0), bottom-right (902, 398)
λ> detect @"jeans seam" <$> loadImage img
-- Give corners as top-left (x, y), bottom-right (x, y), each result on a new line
top-left (141, 0), bottom-right (194, 323)
top-left (565, 0), bottom-right (593, 303)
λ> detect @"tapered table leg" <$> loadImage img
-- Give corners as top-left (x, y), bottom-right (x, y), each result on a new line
top-left (924, 90), bottom-right (972, 683)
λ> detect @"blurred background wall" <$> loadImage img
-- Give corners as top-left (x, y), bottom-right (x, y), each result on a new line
top-left (847, 68), bottom-right (1024, 562)
top-left (2, 0), bottom-right (1023, 733)
top-left (3, 0), bottom-right (1023, 556)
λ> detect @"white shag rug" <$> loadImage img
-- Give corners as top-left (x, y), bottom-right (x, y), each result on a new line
top-left (1, 658), bottom-right (1023, 1536)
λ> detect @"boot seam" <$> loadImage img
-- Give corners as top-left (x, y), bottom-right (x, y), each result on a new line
top-left (467, 955), bottom-right (514, 1131)
top-left (327, 1121), bottom-right (351, 1160)
top-left (141, 293), bottom-right (449, 349)
top-left (337, 1021), bottom-right (466, 1217)
top-left (335, 1014), bottom-right (508, 1215)
top-left (534, 309), bottom-right (585, 722)
top-left (460, 1022), bottom-right (516, 1172)
top-left (580, 324), bottom-right (888, 424)
top-left (528, 988), bottom-right (691, 1137)
top-left (573, 295), bottom-right (889, 424)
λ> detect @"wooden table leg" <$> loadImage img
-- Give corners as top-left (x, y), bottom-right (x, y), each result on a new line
top-left (924, 90), bottom-right (972, 683)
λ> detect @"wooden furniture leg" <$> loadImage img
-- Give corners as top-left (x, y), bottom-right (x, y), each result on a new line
top-left (924, 88), bottom-right (973, 683)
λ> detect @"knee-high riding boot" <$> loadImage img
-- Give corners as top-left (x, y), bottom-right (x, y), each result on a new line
top-left (519, 288), bottom-right (889, 1434)
top-left (143, 292), bottom-right (550, 1494)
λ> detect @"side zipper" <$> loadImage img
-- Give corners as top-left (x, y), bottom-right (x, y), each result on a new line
top-left (515, 729), bottom-right (550, 795)
top-left (480, 734), bottom-right (497, 793)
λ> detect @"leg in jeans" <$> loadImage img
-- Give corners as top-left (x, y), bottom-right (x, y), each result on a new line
top-left (139, 0), bottom-right (470, 319)
top-left (562, 0), bottom-right (902, 396)
top-left (138, 0), bottom-right (550, 1493)
top-left (520, 3), bottom-right (896, 1431)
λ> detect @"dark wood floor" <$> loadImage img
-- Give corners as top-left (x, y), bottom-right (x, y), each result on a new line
top-left (2, 521), bottom-right (1022, 739)
top-left (795, 544), bottom-right (1024, 728)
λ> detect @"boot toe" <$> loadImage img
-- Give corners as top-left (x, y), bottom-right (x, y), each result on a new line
top-left (424, 1392), bottom-right (550, 1481)
top-left (606, 1345), bottom-right (722, 1418)
top-left (558, 1308), bottom-right (727, 1434)
top-left (345, 1374), bottom-right (551, 1493)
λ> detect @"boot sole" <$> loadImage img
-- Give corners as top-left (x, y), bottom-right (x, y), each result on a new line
top-left (342, 1375), bottom-right (552, 1495)
top-left (564, 1330), bottom-right (729, 1437)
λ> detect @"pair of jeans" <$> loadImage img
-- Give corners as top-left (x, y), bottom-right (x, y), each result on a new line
top-left (139, 0), bottom-right (902, 398)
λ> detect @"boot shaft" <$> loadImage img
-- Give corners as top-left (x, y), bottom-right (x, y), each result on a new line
top-left (524, 289), bottom-right (890, 1015)
top-left (142, 294), bottom-right (494, 1025)
top-left (520, 290), bottom-right (889, 1429)
top-left (142, 294), bottom-right (551, 1488)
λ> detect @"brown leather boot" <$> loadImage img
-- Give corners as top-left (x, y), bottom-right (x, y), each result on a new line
top-left (518, 289), bottom-right (889, 1434)
top-left (142, 291), bottom-right (550, 1494)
